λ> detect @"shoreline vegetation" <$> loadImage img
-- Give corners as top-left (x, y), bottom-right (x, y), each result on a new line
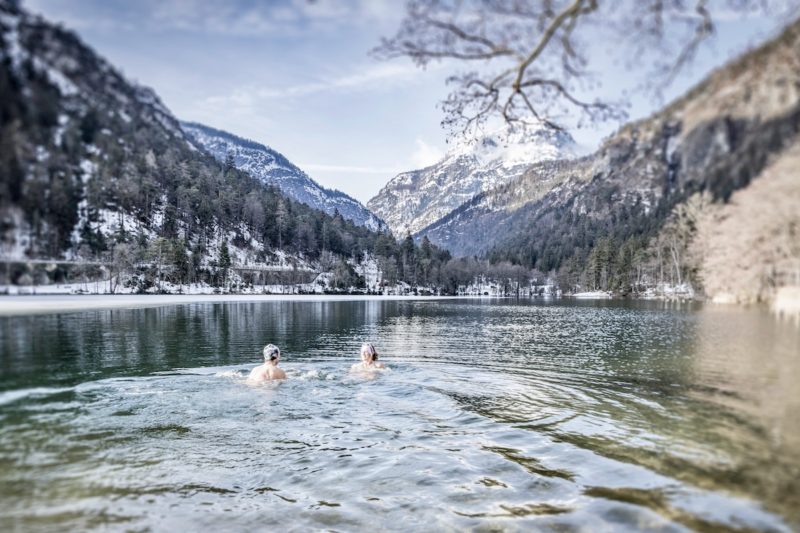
top-left (3, 261), bottom-right (797, 319)
top-left (0, 278), bottom-right (691, 300)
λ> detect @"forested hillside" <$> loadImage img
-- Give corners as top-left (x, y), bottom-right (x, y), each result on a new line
top-left (0, 0), bottom-right (454, 292)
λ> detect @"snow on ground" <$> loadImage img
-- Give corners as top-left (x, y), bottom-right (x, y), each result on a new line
top-left (641, 283), bottom-right (696, 300)
top-left (53, 114), bottom-right (69, 146)
top-left (0, 208), bottom-right (32, 260)
top-left (351, 254), bottom-right (382, 289)
top-left (772, 286), bottom-right (800, 320)
top-left (33, 56), bottom-right (79, 96)
top-left (571, 291), bottom-right (613, 299)
top-left (1, 11), bottom-right (23, 68)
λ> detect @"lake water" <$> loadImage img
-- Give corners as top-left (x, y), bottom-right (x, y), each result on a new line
top-left (0, 298), bottom-right (798, 532)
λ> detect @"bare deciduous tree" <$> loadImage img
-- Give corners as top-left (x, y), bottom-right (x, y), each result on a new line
top-left (656, 191), bottom-right (711, 291)
top-left (692, 142), bottom-right (800, 303)
top-left (374, 0), bottom-right (787, 136)
top-left (109, 242), bottom-right (137, 294)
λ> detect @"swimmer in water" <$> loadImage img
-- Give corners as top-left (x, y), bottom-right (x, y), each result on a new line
top-left (248, 344), bottom-right (287, 382)
top-left (350, 342), bottom-right (386, 372)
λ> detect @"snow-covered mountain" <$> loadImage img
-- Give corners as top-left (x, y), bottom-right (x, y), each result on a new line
top-left (182, 122), bottom-right (386, 232)
top-left (367, 126), bottom-right (576, 236)
top-left (419, 18), bottom-right (800, 263)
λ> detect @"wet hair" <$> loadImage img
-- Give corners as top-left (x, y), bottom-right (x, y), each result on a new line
top-left (361, 343), bottom-right (378, 361)
top-left (263, 344), bottom-right (280, 362)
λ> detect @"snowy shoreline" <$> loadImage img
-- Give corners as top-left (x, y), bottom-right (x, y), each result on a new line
top-left (0, 293), bottom-right (472, 316)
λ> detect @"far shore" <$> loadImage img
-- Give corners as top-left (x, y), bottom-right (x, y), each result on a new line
top-left (0, 293), bottom-right (474, 316)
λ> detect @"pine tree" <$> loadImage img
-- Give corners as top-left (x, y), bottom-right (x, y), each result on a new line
top-left (219, 240), bottom-right (231, 287)
top-left (224, 152), bottom-right (235, 173)
top-left (276, 199), bottom-right (288, 249)
top-left (420, 236), bottom-right (433, 259)
top-left (401, 233), bottom-right (417, 285)
top-left (172, 240), bottom-right (190, 286)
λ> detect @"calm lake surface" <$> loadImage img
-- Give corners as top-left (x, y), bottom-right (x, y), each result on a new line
top-left (0, 298), bottom-right (798, 532)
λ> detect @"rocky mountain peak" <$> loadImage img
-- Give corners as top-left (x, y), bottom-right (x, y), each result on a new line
top-left (367, 123), bottom-right (576, 236)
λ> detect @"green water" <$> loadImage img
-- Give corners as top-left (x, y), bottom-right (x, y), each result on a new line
top-left (0, 298), bottom-right (798, 531)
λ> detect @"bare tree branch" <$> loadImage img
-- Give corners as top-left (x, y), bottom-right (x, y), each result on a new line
top-left (423, 16), bottom-right (517, 58)
top-left (662, 0), bottom-right (714, 86)
top-left (374, 0), bottom-right (791, 138)
top-left (511, 0), bottom-right (596, 93)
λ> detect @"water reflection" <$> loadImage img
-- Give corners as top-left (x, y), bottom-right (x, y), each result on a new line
top-left (0, 299), bottom-right (797, 531)
top-left (689, 306), bottom-right (800, 524)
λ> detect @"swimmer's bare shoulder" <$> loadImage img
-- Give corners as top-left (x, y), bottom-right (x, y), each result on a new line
top-left (248, 365), bottom-right (267, 382)
top-left (269, 367), bottom-right (287, 380)
top-left (248, 365), bottom-right (286, 382)
top-left (350, 362), bottom-right (387, 373)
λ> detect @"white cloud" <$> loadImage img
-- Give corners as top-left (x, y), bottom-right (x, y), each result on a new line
top-left (266, 62), bottom-right (421, 98)
top-left (410, 138), bottom-right (444, 168)
top-left (198, 62), bottom-right (424, 112)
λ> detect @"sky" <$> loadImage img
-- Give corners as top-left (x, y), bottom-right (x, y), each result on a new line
top-left (23, 0), bottom-right (792, 203)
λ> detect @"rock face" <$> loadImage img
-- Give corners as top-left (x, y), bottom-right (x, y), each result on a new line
top-left (367, 126), bottom-right (576, 236)
top-left (418, 19), bottom-right (800, 268)
top-left (181, 122), bottom-right (386, 232)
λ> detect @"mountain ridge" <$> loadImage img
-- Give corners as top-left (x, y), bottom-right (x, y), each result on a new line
top-left (181, 121), bottom-right (387, 232)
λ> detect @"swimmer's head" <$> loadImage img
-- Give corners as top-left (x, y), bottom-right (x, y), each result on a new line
top-left (360, 342), bottom-right (378, 362)
top-left (263, 344), bottom-right (281, 363)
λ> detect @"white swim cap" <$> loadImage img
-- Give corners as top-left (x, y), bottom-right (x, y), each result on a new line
top-left (263, 344), bottom-right (280, 361)
top-left (361, 343), bottom-right (377, 359)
